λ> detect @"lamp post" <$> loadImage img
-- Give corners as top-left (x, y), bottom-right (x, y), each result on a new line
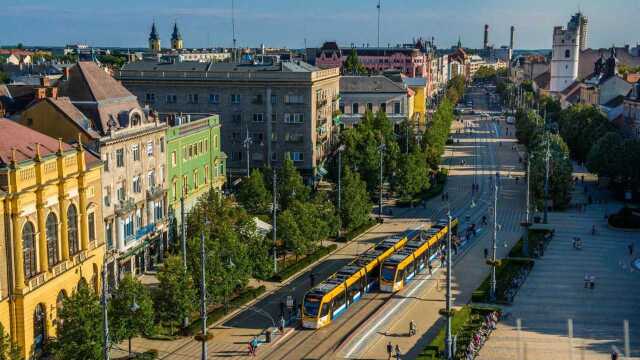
top-left (378, 143), bottom-right (386, 221)
top-left (102, 256), bottom-right (110, 360)
top-left (243, 128), bottom-right (252, 178)
top-left (489, 183), bottom-right (498, 301)
top-left (128, 297), bottom-right (140, 357)
top-left (445, 210), bottom-right (453, 360)
top-left (543, 134), bottom-right (551, 224)
top-left (337, 145), bottom-right (346, 239)
top-left (522, 152), bottom-right (532, 257)
top-left (181, 195), bottom-right (186, 270)
top-left (199, 225), bottom-right (208, 360)
top-left (272, 169), bottom-right (278, 274)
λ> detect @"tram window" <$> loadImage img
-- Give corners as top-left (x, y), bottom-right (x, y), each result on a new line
top-left (320, 303), bottom-right (330, 317)
top-left (333, 290), bottom-right (347, 310)
top-left (398, 269), bottom-right (405, 281)
top-left (303, 295), bottom-right (322, 317)
top-left (381, 266), bottom-right (396, 282)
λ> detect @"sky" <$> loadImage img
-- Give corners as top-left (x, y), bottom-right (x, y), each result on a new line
top-left (2, 0), bottom-right (639, 50)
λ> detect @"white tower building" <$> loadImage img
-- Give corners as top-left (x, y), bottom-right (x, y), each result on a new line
top-left (550, 15), bottom-right (581, 93)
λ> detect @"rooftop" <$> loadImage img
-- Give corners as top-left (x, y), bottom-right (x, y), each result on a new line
top-left (0, 119), bottom-right (73, 165)
top-left (340, 75), bottom-right (406, 93)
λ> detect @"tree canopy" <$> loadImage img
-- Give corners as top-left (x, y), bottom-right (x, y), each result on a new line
top-left (339, 167), bottom-right (372, 231)
top-left (237, 169), bottom-right (272, 214)
top-left (0, 323), bottom-right (21, 360)
top-left (557, 104), bottom-right (615, 162)
top-left (108, 275), bottom-right (155, 345)
top-left (154, 255), bottom-right (197, 334)
top-left (529, 134), bottom-right (573, 210)
top-left (343, 48), bottom-right (366, 75)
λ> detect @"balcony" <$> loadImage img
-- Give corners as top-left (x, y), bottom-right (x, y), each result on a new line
top-left (136, 223), bottom-right (156, 240)
top-left (115, 198), bottom-right (136, 216)
top-left (146, 185), bottom-right (165, 200)
top-left (316, 98), bottom-right (328, 110)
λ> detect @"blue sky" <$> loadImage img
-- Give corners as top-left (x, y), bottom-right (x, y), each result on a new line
top-left (2, 0), bottom-right (638, 49)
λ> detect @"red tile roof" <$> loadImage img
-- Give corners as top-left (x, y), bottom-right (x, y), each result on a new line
top-left (0, 119), bottom-right (100, 167)
top-left (75, 61), bottom-right (135, 102)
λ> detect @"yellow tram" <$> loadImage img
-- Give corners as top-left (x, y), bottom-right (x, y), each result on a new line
top-left (379, 218), bottom-right (459, 293)
top-left (301, 228), bottom-right (422, 329)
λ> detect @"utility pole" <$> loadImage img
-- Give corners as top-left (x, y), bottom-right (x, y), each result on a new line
top-left (181, 196), bottom-right (186, 269)
top-left (405, 123), bottom-right (409, 154)
top-left (272, 169), bottom-right (277, 273)
top-left (243, 128), bottom-right (252, 178)
top-left (102, 258), bottom-right (110, 360)
top-left (376, 0), bottom-right (381, 48)
top-left (200, 227), bottom-right (208, 360)
top-left (445, 210), bottom-right (453, 360)
top-left (378, 143), bottom-right (386, 220)
top-left (337, 145), bottom-right (345, 239)
top-left (490, 183), bottom-right (498, 301)
top-left (231, 0), bottom-right (237, 62)
top-left (543, 134), bottom-right (551, 224)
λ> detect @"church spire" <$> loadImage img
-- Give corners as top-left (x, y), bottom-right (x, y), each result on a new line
top-left (149, 21), bottom-right (159, 41)
top-left (170, 21), bottom-right (184, 49)
top-left (149, 21), bottom-right (161, 53)
top-left (457, 35), bottom-right (462, 49)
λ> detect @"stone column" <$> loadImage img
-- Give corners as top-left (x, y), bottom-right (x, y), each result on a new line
top-left (116, 217), bottom-right (125, 250)
top-left (79, 189), bottom-right (89, 251)
top-left (36, 204), bottom-right (48, 273)
top-left (58, 197), bottom-right (69, 261)
top-left (11, 214), bottom-right (25, 291)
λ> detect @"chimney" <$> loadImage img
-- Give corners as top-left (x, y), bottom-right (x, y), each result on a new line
top-left (510, 26), bottom-right (515, 49)
top-left (35, 87), bottom-right (47, 100)
top-left (484, 24), bottom-right (489, 49)
top-left (49, 87), bottom-right (58, 99)
top-left (63, 66), bottom-right (70, 81)
top-left (40, 76), bottom-right (51, 87)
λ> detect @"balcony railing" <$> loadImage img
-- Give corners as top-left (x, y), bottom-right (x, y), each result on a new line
top-left (316, 98), bottom-right (328, 110)
top-left (136, 223), bottom-right (156, 240)
top-left (115, 198), bottom-right (136, 215)
top-left (146, 185), bottom-right (165, 200)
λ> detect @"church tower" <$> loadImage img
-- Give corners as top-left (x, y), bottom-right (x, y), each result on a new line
top-left (149, 22), bottom-right (161, 53)
top-left (171, 22), bottom-right (183, 50)
top-left (550, 14), bottom-right (581, 93)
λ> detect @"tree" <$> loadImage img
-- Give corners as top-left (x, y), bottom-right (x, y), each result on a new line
top-left (586, 131), bottom-right (625, 177)
top-left (340, 167), bottom-right (372, 231)
top-left (395, 150), bottom-right (430, 199)
top-left (557, 104), bottom-right (615, 162)
top-left (50, 283), bottom-right (103, 360)
top-left (0, 71), bottom-right (9, 85)
top-left (344, 48), bottom-right (366, 75)
top-left (237, 169), bottom-right (272, 214)
top-left (446, 75), bottom-right (466, 104)
top-left (278, 157), bottom-right (309, 210)
top-left (278, 209), bottom-right (307, 260)
top-left (515, 109), bottom-right (544, 147)
top-left (422, 99), bottom-right (455, 170)
top-left (109, 275), bottom-right (154, 356)
top-left (154, 256), bottom-right (197, 334)
top-left (0, 323), bottom-right (21, 360)
top-left (530, 134), bottom-right (573, 210)
top-left (473, 66), bottom-right (497, 82)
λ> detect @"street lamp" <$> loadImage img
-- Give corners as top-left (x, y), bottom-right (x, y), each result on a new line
top-left (101, 256), bottom-right (110, 360)
top-left (543, 134), bottom-right (551, 224)
top-left (337, 145), bottom-right (346, 240)
top-left (243, 128), bottom-right (252, 178)
top-left (378, 143), bottom-right (386, 221)
top-left (272, 169), bottom-right (278, 274)
top-left (199, 224), bottom-right (208, 360)
top-left (128, 297), bottom-right (140, 357)
top-left (489, 183), bottom-right (498, 302)
top-left (445, 210), bottom-right (453, 360)
top-left (522, 152), bottom-right (533, 257)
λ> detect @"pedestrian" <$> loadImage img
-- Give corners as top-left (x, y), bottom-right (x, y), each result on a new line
top-left (250, 337), bottom-right (259, 356)
top-left (386, 342), bottom-right (393, 360)
top-left (428, 262), bottom-right (433, 275)
top-left (279, 316), bottom-right (286, 332)
top-left (584, 273), bottom-right (590, 288)
top-left (441, 193), bottom-right (445, 201)
top-left (629, 243), bottom-right (634, 255)
top-left (248, 342), bottom-right (255, 356)
top-left (395, 344), bottom-right (402, 359)
top-left (409, 320), bottom-right (416, 336)
top-left (484, 248), bottom-right (489, 259)
top-left (611, 350), bottom-right (619, 360)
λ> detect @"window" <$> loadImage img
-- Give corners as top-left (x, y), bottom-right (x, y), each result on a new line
top-left (33, 304), bottom-right (46, 351)
top-left (67, 204), bottom-right (79, 255)
top-left (22, 222), bottom-right (37, 278)
top-left (104, 186), bottom-right (111, 207)
top-left (172, 180), bottom-right (178, 201)
top-left (171, 151), bottom-right (177, 167)
top-left (146, 141), bottom-right (154, 157)
top-left (116, 149), bottom-right (124, 167)
top-left (204, 165), bottom-right (209, 184)
top-left (231, 94), bottom-right (241, 104)
top-left (124, 215), bottom-right (134, 240)
top-left (380, 103), bottom-right (387, 113)
top-left (160, 137), bottom-right (164, 153)
top-left (253, 113), bottom-right (264, 122)
top-left (105, 221), bottom-right (113, 249)
top-left (88, 212), bottom-right (95, 242)
top-left (290, 152), bottom-right (304, 162)
top-left (183, 175), bottom-right (189, 195)
top-left (205, 139), bottom-right (210, 152)
top-left (271, 94), bottom-right (278, 105)
top-left (252, 94), bottom-right (263, 104)
top-left (159, 165), bottom-right (164, 184)
top-left (103, 154), bottom-right (109, 172)
top-left (367, 103), bottom-right (373, 111)
top-left (145, 93), bottom-right (155, 104)
top-left (232, 113), bottom-right (242, 124)
top-left (132, 144), bottom-right (140, 161)
top-left (394, 102), bottom-right (401, 114)
top-left (565, 49), bottom-right (571, 58)
top-left (188, 93), bottom-right (199, 104)
top-left (352, 103), bottom-right (359, 114)
top-left (193, 169), bottom-right (199, 188)
top-left (252, 133), bottom-right (264, 142)
top-left (339, 103), bottom-right (345, 114)
top-left (271, 152), bottom-right (277, 161)
top-left (166, 94), bottom-right (177, 104)
top-left (188, 145), bottom-right (193, 158)
top-left (284, 94), bottom-right (304, 104)
top-left (209, 94), bottom-right (220, 104)
top-left (135, 208), bottom-right (142, 229)
top-left (182, 146), bottom-right (187, 161)
top-left (154, 200), bottom-right (163, 220)
top-left (198, 141), bottom-right (203, 154)
top-left (117, 181), bottom-right (126, 201)
top-left (46, 213), bottom-right (59, 266)
top-left (284, 113), bottom-right (304, 124)
top-left (132, 176), bottom-right (141, 193)
top-left (148, 171), bottom-right (155, 188)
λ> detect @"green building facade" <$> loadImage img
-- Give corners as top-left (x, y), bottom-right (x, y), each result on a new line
top-left (165, 114), bottom-right (226, 226)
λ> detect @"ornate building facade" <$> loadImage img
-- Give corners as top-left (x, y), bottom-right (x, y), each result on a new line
top-left (0, 119), bottom-right (105, 358)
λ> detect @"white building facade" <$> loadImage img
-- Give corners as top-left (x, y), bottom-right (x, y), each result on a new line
top-left (550, 15), bottom-right (582, 92)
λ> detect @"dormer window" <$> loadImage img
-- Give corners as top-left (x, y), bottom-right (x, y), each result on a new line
top-left (131, 112), bottom-right (142, 127)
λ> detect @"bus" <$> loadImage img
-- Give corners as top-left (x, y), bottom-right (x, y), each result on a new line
top-left (301, 228), bottom-right (422, 329)
top-left (380, 218), bottom-right (459, 293)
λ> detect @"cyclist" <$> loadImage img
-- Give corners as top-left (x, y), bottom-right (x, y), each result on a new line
top-left (482, 215), bottom-right (488, 225)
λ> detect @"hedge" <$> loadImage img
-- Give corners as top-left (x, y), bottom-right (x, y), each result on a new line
top-left (270, 244), bottom-right (338, 282)
top-left (186, 285), bottom-right (267, 335)
top-left (508, 229), bottom-right (551, 258)
top-left (338, 218), bottom-right (377, 242)
top-left (471, 258), bottom-right (534, 304)
top-left (608, 207), bottom-right (640, 229)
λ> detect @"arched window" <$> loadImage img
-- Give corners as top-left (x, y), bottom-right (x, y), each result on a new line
top-left (22, 222), bottom-right (37, 279)
top-left (67, 204), bottom-right (79, 255)
top-left (33, 304), bottom-right (46, 351)
top-left (46, 213), bottom-right (59, 266)
top-left (565, 49), bottom-right (571, 58)
top-left (56, 290), bottom-right (67, 326)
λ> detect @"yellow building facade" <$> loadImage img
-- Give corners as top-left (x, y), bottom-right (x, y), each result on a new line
top-left (0, 120), bottom-right (105, 358)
